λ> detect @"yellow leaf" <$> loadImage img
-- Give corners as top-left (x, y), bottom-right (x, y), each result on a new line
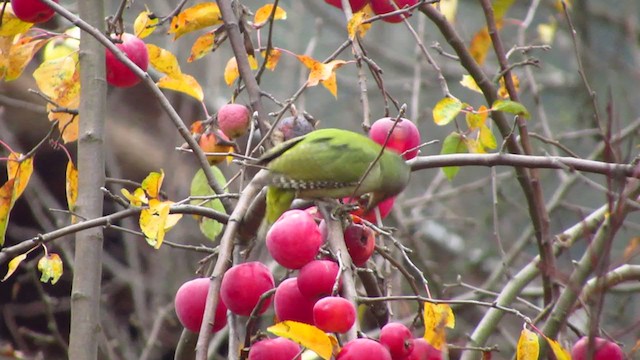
top-left (121, 187), bottom-right (148, 206)
top-left (493, 0), bottom-right (515, 20)
top-left (459, 74), bottom-right (482, 94)
top-left (261, 49), bottom-right (281, 71)
top-left (248, 55), bottom-right (259, 70)
top-left (140, 199), bottom-right (181, 249)
top-left (537, 21), bottom-right (556, 45)
top-left (141, 170), bottom-right (164, 199)
top-left (0, 178), bottom-right (16, 246)
top-left (623, 237), bottom-right (640, 261)
top-left (516, 329), bottom-right (539, 360)
top-left (37, 253), bottom-right (63, 285)
top-left (254, 4), bottom-right (287, 28)
top-left (7, 152), bottom-right (33, 200)
top-left (465, 106), bottom-right (488, 129)
top-left (297, 56), bottom-right (347, 97)
top-left (469, 27), bottom-right (491, 65)
top-left (33, 56), bottom-right (77, 99)
top-left (423, 303), bottom-right (454, 351)
top-left (347, 5), bottom-right (373, 40)
top-left (0, 6), bottom-right (33, 37)
top-left (157, 73), bottom-right (204, 101)
top-left (188, 32), bottom-right (215, 62)
top-left (439, 0), bottom-right (458, 22)
top-left (2, 253), bottom-right (27, 281)
top-left (224, 57), bottom-right (239, 86)
top-left (433, 97), bottom-right (463, 126)
top-left (542, 335), bottom-right (571, 360)
top-left (498, 74), bottom-right (519, 99)
top-left (168, 2), bottom-right (223, 40)
top-left (479, 124), bottom-right (497, 150)
top-left (66, 160), bottom-right (78, 212)
top-left (464, 137), bottom-right (485, 154)
top-left (267, 321), bottom-right (333, 360)
top-left (7, 36), bottom-right (48, 81)
top-left (147, 44), bottom-right (182, 77)
top-left (134, 10), bottom-right (158, 39)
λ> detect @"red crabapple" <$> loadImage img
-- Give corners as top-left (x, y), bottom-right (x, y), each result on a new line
top-left (344, 222), bottom-right (376, 267)
top-left (370, 0), bottom-right (418, 23)
top-left (313, 296), bottom-right (356, 333)
top-left (379, 322), bottom-right (414, 359)
top-left (10, 0), bottom-right (58, 23)
top-left (174, 278), bottom-right (227, 333)
top-left (406, 338), bottom-right (442, 360)
top-left (218, 104), bottom-right (251, 139)
top-left (266, 210), bottom-right (323, 269)
top-left (105, 33), bottom-right (149, 88)
top-left (571, 336), bottom-right (624, 360)
top-left (370, 117), bottom-right (421, 159)
top-left (297, 260), bottom-right (341, 299)
top-left (220, 262), bottom-right (275, 316)
top-left (274, 278), bottom-right (317, 324)
top-left (337, 338), bottom-right (393, 360)
top-left (248, 337), bottom-right (301, 360)
top-left (324, 0), bottom-right (369, 12)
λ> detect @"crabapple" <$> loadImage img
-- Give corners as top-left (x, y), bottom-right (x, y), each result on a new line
top-left (379, 322), bottom-right (414, 359)
top-left (571, 336), bottom-right (624, 360)
top-left (220, 262), bottom-right (275, 316)
top-left (297, 260), bottom-right (341, 299)
top-left (370, 117), bottom-right (421, 159)
top-left (274, 278), bottom-right (317, 324)
top-left (272, 115), bottom-right (315, 144)
top-left (266, 210), bottom-right (323, 269)
top-left (337, 338), bottom-right (392, 360)
top-left (406, 338), bottom-right (442, 360)
top-left (248, 337), bottom-right (301, 360)
top-left (218, 104), bottom-right (251, 139)
top-left (344, 222), bottom-right (376, 266)
top-left (370, 0), bottom-right (418, 23)
top-left (105, 33), bottom-right (149, 88)
top-left (313, 296), bottom-right (356, 333)
top-left (174, 278), bottom-right (227, 333)
top-left (10, 0), bottom-right (58, 23)
top-left (324, 0), bottom-right (369, 12)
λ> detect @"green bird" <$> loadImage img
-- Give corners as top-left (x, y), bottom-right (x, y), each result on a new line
top-left (257, 128), bottom-right (411, 223)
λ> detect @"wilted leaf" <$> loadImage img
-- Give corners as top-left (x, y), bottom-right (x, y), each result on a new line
top-left (479, 124), bottom-right (497, 150)
top-left (188, 32), bottom-right (215, 62)
top-left (491, 99), bottom-right (530, 118)
top-left (440, 132), bottom-right (467, 180)
top-left (542, 335), bottom-right (571, 360)
top-left (297, 55), bottom-right (347, 98)
top-left (516, 328), bottom-right (539, 360)
top-left (134, 10), bottom-right (158, 39)
top-left (190, 166), bottom-right (227, 241)
top-left (254, 4), bottom-right (287, 28)
top-left (0, 7), bottom-right (33, 37)
top-left (141, 170), bottom-right (164, 199)
top-left (439, 0), bottom-right (458, 22)
top-left (157, 73), bottom-right (204, 101)
top-left (465, 106), bottom-right (488, 129)
top-left (268, 321), bottom-right (333, 360)
top-left (433, 97), bottom-right (463, 126)
top-left (66, 160), bottom-right (78, 213)
top-left (37, 253), bottom-right (63, 284)
top-left (261, 48), bottom-right (281, 71)
top-left (168, 2), bottom-right (223, 40)
top-left (33, 56), bottom-right (77, 99)
top-left (147, 44), bottom-right (182, 76)
top-left (423, 303), bottom-right (455, 350)
top-left (497, 74), bottom-right (519, 99)
top-left (469, 27), bottom-right (491, 65)
top-left (1, 253), bottom-right (27, 281)
top-left (347, 5), bottom-right (373, 40)
top-left (7, 36), bottom-right (48, 81)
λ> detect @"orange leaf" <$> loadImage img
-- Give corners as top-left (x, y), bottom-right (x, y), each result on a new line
top-left (253, 4), bottom-right (287, 28)
top-left (141, 170), bottom-right (164, 199)
top-left (168, 2), bottom-right (223, 40)
top-left (0, 6), bottom-right (33, 37)
top-left (188, 32), bottom-right (215, 62)
top-left (134, 10), bottom-right (158, 39)
top-left (516, 328), bottom-right (539, 360)
top-left (297, 56), bottom-right (347, 97)
top-left (498, 74), bottom-right (519, 99)
top-left (1, 253), bottom-right (27, 281)
top-left (261, 48), bottom-right (281, 71)
top-left (66, 160), bottom-right (78, 212)
top-left (157, 73), bottom-right (204, 101)
top-left (7, 36), bottom-right (48, 81)
top-left (37, 253), bottom-right (63, 284)
top-left (224, 57), bottom-right (239, 86)
top-left (347, 5), bottom-right (373, 40)
top-left (423, 303), bottom-right (455, 351)
top-left (267, 321), bottom-right (333, 360)
top-left (469, 27), bottom-right (491, 65)
top-left (623, 237), bottom-right (640, 261)
top-left (147, 44), bottom-right (182, 76)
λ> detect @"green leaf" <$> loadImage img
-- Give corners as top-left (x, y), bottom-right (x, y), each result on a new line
top-left (491, 99), bottom-right (530, 118)
top-left (441, 132), bottom-right (468, 180)
top-left (190, 166), bottom-right (227, 241)
top-left (433, 97), bottom-right (463, 126)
